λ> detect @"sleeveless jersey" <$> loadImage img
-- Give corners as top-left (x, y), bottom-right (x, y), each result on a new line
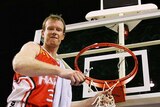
top-left (7, 46), bottom-right (59, 107)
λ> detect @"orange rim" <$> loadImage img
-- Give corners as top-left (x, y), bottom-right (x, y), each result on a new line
top-left (74, 42), bottom-right (138, 88)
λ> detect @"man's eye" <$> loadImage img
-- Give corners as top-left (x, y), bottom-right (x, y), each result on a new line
top-left (56, 28), bottom-right (62, 32)
top-left (48, 28), bottom-right (54, 30)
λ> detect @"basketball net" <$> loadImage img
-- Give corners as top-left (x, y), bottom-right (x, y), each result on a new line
top-left (89, 80), bottom-right (119, 107)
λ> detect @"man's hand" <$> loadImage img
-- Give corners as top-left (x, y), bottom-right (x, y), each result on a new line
top-left (58, 69), bottom-right (86, 86)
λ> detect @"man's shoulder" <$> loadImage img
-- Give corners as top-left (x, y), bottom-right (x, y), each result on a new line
top-left (21, 41), bottom-right (40, 52)
top-left (23, 41), bottom-right (40, 47)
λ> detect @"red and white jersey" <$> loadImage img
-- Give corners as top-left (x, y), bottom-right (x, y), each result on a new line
top-left (7, 46), bottom-right (60, 107)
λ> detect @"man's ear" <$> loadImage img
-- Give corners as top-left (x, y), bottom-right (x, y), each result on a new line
top-left (62, 33), bottom-right (65, 40)
top-left (41, 30), bottom-right (44, 38)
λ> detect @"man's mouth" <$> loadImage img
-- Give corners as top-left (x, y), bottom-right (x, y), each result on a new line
top-left (51, 36), bottom-right (58, 39)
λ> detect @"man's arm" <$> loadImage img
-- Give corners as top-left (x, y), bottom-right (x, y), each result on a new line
top-left (12, 41), bottom-right (85, 85)
top-left (12, 41), bottom-right (61, 76)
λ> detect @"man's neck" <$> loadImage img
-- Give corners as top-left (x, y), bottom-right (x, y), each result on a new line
top-left (42, 45), bottom-right (58, 58)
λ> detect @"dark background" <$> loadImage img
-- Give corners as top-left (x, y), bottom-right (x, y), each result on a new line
top-left (1, 0), bottom-right (160, 106)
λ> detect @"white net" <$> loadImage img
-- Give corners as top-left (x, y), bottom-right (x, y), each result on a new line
top-left (91, 81), bottom-right (119, 107)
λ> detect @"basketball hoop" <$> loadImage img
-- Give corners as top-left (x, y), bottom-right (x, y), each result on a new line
top-left (74, 42), bottom-right (138, 106)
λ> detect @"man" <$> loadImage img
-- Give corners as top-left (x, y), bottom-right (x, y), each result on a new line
top-left (7, 14), bottom-right (104, 107)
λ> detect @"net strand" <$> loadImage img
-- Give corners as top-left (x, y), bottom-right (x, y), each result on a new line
top-left (91, 80), bottom-right (119, 107)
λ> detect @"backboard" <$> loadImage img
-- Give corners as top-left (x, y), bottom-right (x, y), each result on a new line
top-left (59, 28), bottom-right (160, 106)
top-left (57, 25), bottom-right (160, 106)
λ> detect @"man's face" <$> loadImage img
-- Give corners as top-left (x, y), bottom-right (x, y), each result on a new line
top-left (42, 19), bottom-right (65, 47)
